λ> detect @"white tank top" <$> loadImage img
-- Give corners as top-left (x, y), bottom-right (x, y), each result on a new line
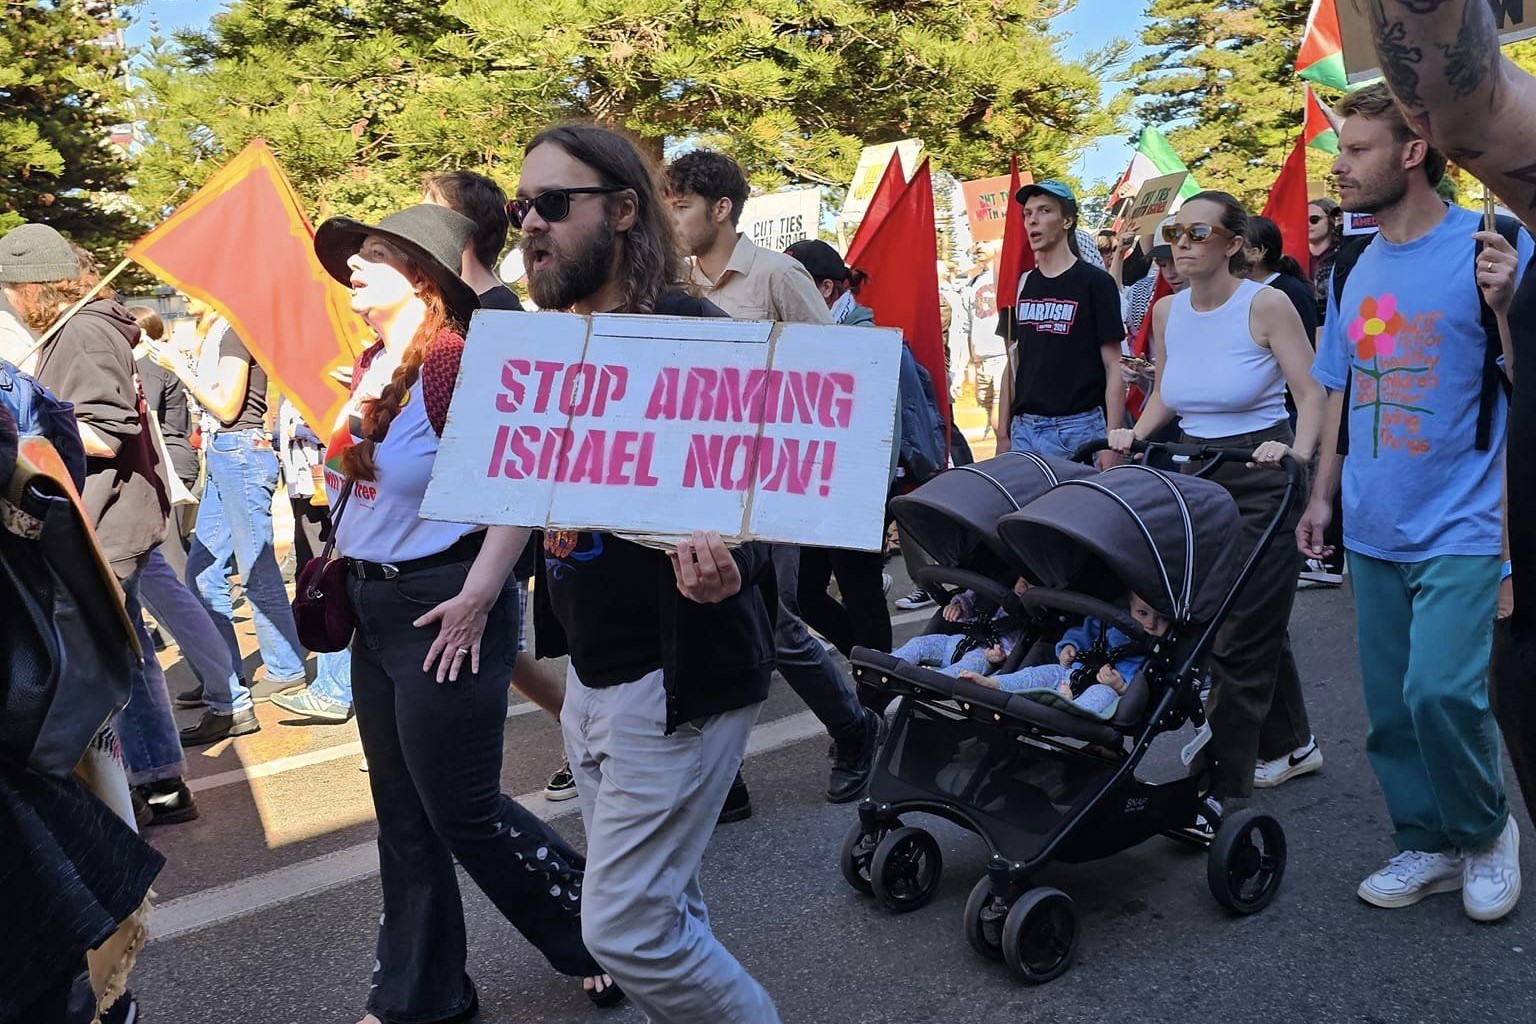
top-left (1158, 278), bottom-right (1288, 439)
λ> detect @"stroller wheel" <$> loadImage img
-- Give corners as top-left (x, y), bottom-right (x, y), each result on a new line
top-left (1002, 887), bottom-right (1077, 984)
top-left (1207, 809), bottom-right (1287, 915)
top-left (870, 827), bottom-right (943, 913)
top-left (839, 822), bottom-right (883, 896)
top-left (963, 876), bottom-right (1007, 962)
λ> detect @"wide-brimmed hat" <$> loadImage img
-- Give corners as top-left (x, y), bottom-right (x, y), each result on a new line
top-left (314, 204), bottom-right (480, 326)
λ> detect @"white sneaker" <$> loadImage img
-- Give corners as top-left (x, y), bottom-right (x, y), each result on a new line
top-left (1253, 736), bottom-right (1323, 788)
top-left (1298, 558), bottom-right (1344, 589)
top-left (1358, 850), bottom-right (1463, 908)
top-left (1463, 817), bottom-right (1522, 922)
top-left (1180, 722), bottom-right (1212, 766)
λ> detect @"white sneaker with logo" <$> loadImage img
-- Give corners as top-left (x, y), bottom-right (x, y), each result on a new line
top-left (1358, 850), bottom-right (1464, 909)
top-left (1463, 817), bottom-right (1521, 922)
top-left (1253, 736), bottom-right (1323, 788)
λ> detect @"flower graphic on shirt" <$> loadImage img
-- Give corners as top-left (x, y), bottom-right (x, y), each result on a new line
top-left (1346, 293), bottom-right (1406, 361)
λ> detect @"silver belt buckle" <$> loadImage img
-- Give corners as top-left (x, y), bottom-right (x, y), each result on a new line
top-left (380, 563), bottom-right (400, 579)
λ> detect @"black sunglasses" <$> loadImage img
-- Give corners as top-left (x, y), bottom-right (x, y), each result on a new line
top-left (508, 187), bottom-right (626, 229)
top-left (1308, 214), bottom-right (1325, 224)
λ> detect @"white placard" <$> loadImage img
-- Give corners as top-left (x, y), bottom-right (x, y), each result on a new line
top-left (840, 139), bottom-right (923, 221)
top-left (740, 188), bottom-right (822, 253)
top-left (423, 310), bottom-right (902, 551)
top-left (1121, 171), bottom-right (1189, 236)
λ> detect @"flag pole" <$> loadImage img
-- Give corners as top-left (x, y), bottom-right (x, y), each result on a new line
top-left (15, 256), bottom-right (133, 367)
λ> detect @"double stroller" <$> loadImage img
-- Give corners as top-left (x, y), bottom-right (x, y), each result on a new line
top-left (840, 443), bottom-right (1301, 982)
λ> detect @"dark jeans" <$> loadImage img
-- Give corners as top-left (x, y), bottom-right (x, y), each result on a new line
top-left (797, 546), bottom-right (892, 658)
top-left (1491, 620), bottom-right (1536, 828)
top-left (1184, 423), bottom-right (1312, 799)
top-left (347, 560), bottom-right (598, 1022)
top-left (769, 544), bottom-right (866, 736)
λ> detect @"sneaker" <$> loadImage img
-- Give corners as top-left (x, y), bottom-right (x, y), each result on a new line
top-left (1463, 817), bottom-right (1522, 922)
top-left (1298, 558), bottom-right (1344, 589)
top-left (827, 709), bottom-right (885, 803)
top-left (270, 685), bottom-right (352, 722)
top-left (545, 759), bottom-right (578, 801)
top-left (1253, 736), bottom-right (1323, 788)
top-left (249, 670), bottom-right (308, 703)
top-left (718, 771), bottom-right (752, 824)
top-left (135, 779), bottom-right (200, 826)
top-left (174, 682), bottom-right (206, 708)
top-left (1357, 850), bottom-right (1463, 909)
top-left (179, 707), bottom-right (261, 747)
top-left (1180, 721), bottom-right (1212, 767)
top-left (894, 588), bottom-right (936, 611)
top-left (881, 573), bottom-right (893, 596)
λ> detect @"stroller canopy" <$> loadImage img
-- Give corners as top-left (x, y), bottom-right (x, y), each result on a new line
top-left (995, 464), bottom-right (1245, 622)
top-left (890, 452), bottom-right (1095, 569)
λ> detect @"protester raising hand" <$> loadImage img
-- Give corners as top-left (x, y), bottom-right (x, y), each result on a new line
top-left (668, 530), bottom-right (744, 603)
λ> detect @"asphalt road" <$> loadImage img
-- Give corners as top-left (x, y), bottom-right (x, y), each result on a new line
top-left (130, 573), bottom-right (1536, 1024)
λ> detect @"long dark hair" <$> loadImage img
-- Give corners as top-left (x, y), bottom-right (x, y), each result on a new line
top-left (1185, 190), bottom-right (1261, 277)
top-left (1245, 215), bottom-right (1306, 281)
top-left (524, 124), bottom-right (687, 314)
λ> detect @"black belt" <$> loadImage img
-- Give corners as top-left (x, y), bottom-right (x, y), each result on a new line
top-left (347, 532), bottom-right (485, 581)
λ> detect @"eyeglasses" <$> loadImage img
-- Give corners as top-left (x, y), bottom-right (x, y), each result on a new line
top-left (508, 187), bottom-right (626, 229)
top-left (1160, 222), bottom-right (1232, 245)
top-left (1308, 214), bottom-right (1325, 224)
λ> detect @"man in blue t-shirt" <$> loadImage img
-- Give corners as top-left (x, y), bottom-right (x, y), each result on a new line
top-left (1299, 85), bottom-right (1528, 923)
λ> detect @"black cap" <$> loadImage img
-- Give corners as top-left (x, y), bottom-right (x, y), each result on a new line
top-left (784, 239), bottom-right (849, 282)
top-left (314, 204), bottom-right (481, 326)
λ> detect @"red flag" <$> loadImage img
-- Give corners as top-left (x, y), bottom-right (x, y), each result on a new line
top-left (128, 140), bottom-right (369, 434)
top-left (1261, 135), bottom-right (1312, 271)
top-left (853, 158), bottom-right (950, 434)
top-left (845, 152), bottom-right (906, 269)
top-left (995, 155), bottom-right (1035, 311)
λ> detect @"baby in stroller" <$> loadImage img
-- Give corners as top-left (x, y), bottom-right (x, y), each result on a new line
top-left (889, 578), bottom-right (1030, 678)
top-left (959, 594), bottom-right (1169, 718)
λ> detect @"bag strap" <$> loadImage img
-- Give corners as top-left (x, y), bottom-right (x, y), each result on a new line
top-left (317, 480), bottom-right (354, 563)
top-left (1471, 214), bottom-right (1523, 451)
top-left (1331, 234), bottom-right (1375, 457)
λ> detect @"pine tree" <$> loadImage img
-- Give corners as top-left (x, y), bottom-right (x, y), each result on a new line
top-left (131, 0), bottom-right (1126, 224)
top-left (1131, 0), bottom-right (1313, 206)
top-left (1, 0), bottom-right (137, 256)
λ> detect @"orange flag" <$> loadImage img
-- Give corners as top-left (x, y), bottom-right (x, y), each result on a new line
top-left (854, 158), bottom-right (950, 436)
top-left (128, 140), bottom-right (369, 434)
top-left (995, 155), bottom-right (1035, 312)
top-left (845, 152), bottom-right (906, 269)
top-left (1262, 135), bottom-right (1312, 272)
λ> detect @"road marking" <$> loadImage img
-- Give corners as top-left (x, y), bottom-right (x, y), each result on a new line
top-left (891, 607), bottom-right (935, 627)
top-left (150, 710), bottom-right (827, 942)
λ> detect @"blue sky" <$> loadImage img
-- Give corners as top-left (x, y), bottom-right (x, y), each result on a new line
top-left (127, 0), bottom-right (1145, 187)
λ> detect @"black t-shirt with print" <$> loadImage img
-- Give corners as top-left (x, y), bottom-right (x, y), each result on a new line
top-left (1010, 260), bottom-right (1124, 418)
top-left (222, 330), bottom-right (269, 432)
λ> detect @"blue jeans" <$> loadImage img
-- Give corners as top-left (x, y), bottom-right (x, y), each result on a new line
top-left (118, 570), bottom-right (188, 786)
top-left (139, 545), bottom-right (250, 714)
top-left (187, 430), bottom-right (306, 684)
top-left (892, 633), bottom-right (990, 677)
top-left (1009, 408), bottom-right (1107, 461)
top-left (309, 649), bottom-right (354, 707)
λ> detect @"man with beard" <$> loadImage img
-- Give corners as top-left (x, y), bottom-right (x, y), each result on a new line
top-left (665, 149), bottom-right (883, 813)
top-left (1297, 83), bottom-right (1531, 922)
top-left (516, 124), bottom-right (782, 1023)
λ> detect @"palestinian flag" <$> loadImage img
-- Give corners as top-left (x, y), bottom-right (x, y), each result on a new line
top-left (1297, 0), bottom-right (1347, 92)
top-left (1108, 127), bottom-right (1201, 209)
top-left (1304, 84), bottom-right (1340, 154)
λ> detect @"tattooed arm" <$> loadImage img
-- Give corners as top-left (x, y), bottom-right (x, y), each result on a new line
top-left (1367, 1), bottom-right (1536, 232)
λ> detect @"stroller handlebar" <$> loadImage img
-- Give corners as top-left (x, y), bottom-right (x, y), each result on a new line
top-left (1070, 437), bottom-right (1304, 490)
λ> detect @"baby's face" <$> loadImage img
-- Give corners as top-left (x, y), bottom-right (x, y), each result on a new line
top-left (1130, 595), bottom-right (1170, 637)
top-left (1013, 578), bottom-right (1031, 597)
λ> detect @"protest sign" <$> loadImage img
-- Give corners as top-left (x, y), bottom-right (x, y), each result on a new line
top-left (1122, 171), bottom-right (1189, 235)
top-left (423, 312), bottom-right (902, 551)
top-left (840, 139), bottom-right (922, 222)
top-left (740, 188), bottom-right (821, 252)
top-left (1343, 211), bottom-right (1379, 236)
top-left (1335, 0), bottom-right (1536, 85)
top-left (961, 173), bottom-right (1031, 244)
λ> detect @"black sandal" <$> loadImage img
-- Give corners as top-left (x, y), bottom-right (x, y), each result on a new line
top-left (585, 978), bottom-right (626, 1009)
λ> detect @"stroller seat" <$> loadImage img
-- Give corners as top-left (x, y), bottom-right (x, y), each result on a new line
top-left (852, 648), bottom-right (1151, 749)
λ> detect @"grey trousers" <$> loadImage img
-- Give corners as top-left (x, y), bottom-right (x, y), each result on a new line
top-left (770, 543), bottom-right (865, 734)
top-left (562, 667), bottom-right (781, 1024)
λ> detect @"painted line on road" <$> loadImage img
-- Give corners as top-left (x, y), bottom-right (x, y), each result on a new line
top-left (150, 710), bottom-right (827, 943)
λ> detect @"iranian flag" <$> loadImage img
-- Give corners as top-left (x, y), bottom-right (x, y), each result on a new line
top-left (1304, 84), bottom-right (1341, 154)
top-left (1297, 0), bottom-right (1347, 91)
top-left (1108, 127), bottom-right (1201, 211)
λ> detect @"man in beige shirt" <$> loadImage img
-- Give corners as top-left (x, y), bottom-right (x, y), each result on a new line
top-left (665, 150), bottom-right (881, 819)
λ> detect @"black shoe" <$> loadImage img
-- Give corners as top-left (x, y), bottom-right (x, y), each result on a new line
top-left (174, 682), bottom-right (206, 708)
top-left (827, 709), bottom-right (884, 803)
top-left (130, 788), bottom-right (153, 829)
top-left (149, 625), bottom-right (169, 652)
top-left (135, 779), bottom-right (199, 826)
top-left (99, 989), bottom-right (139, 1024)
top-left (717, 771), bottom-right (752, 824)
top-left (179, 707), bottom-right (261, 747)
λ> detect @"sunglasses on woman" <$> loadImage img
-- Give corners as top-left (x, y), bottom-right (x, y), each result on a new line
top-left (1160, 222), bottom-right (1232, 245)
top-left (1308, 214), bottom-right (1325, 225)
top-left (508, 187), bottom-right (626, 229)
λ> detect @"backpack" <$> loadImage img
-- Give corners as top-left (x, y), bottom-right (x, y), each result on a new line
top-left (0, 358), bottom-right (86, 492)
top-left (899, 346), bottom-right (949, 484)
top-left (1330, 214), bottom-right (1521, 454)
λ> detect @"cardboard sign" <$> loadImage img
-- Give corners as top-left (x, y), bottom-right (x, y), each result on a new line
top-left (1122, 171), bottom-right (1189, 235)
top-left (961, 173), bottom-right (1032, 244)
top-left (740, 188), bottom-right (822, 253)
top-left (423, 311), bottom-right (902, 551)
top-left (840, 139), bottom-right (923, 221)
top-left (1337, 0), bottom-right (1536, 86)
